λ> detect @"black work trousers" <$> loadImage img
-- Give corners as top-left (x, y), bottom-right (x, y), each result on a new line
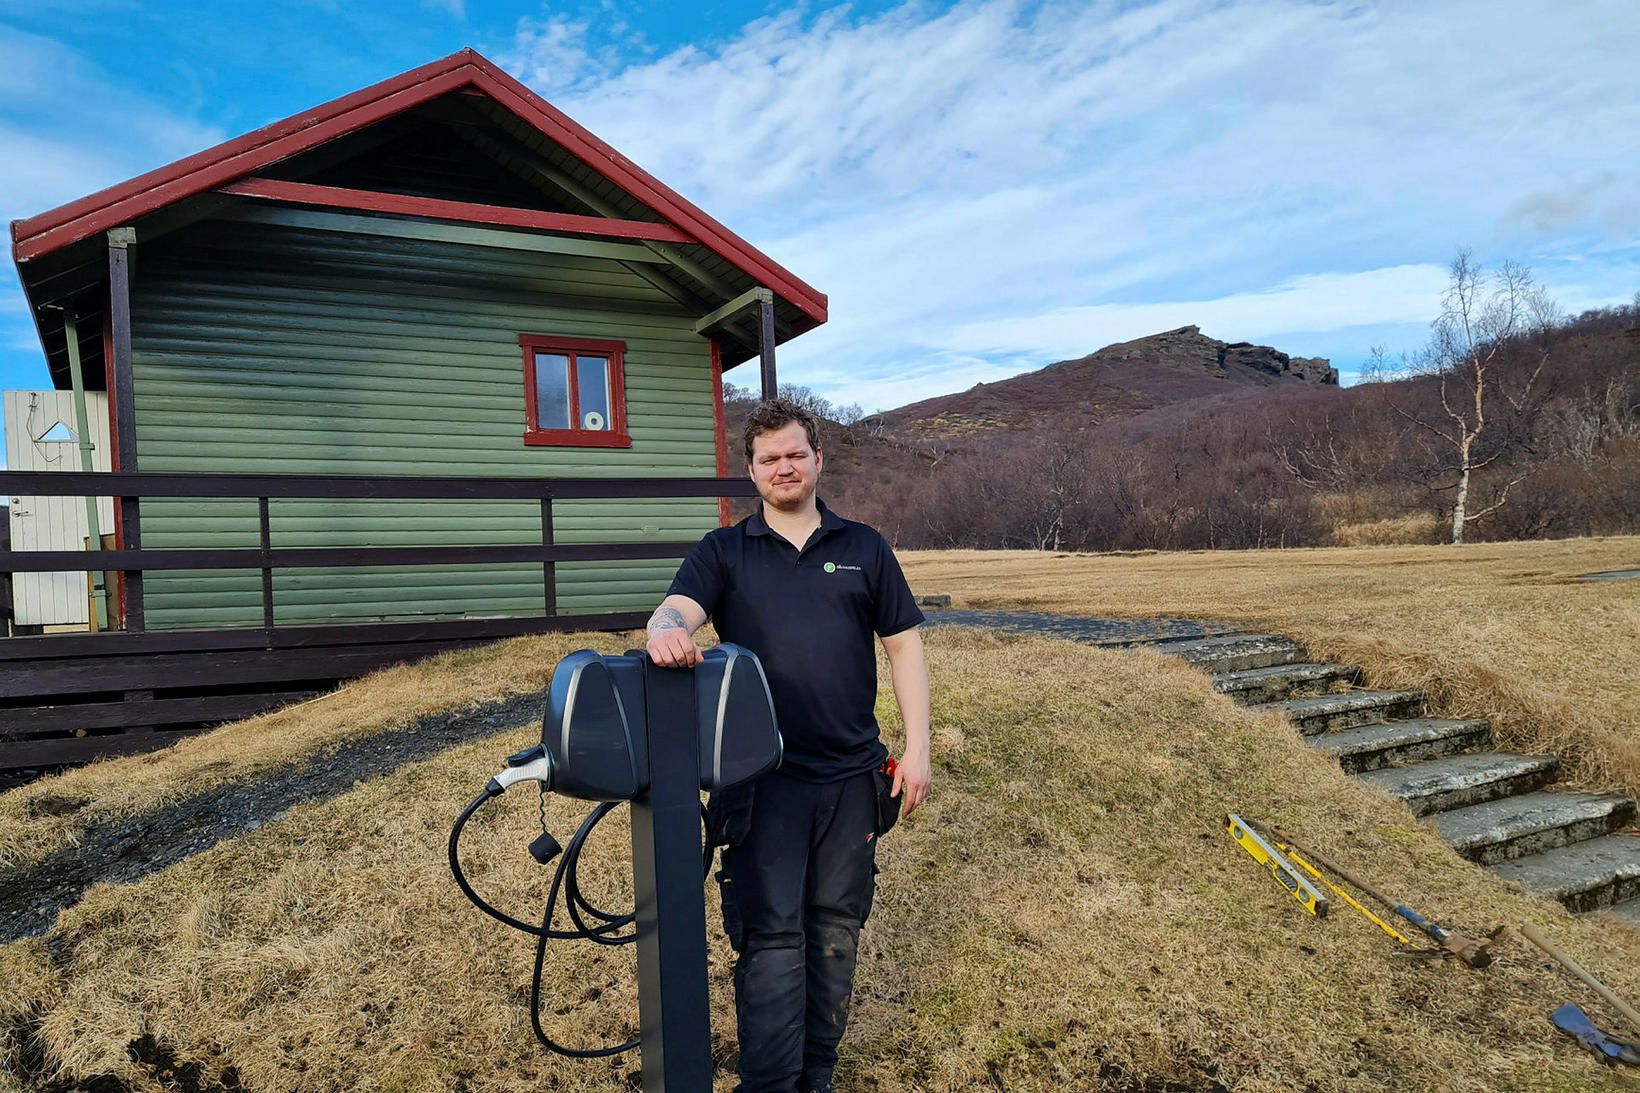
top-left (718, 768), bottom-right (881, 1093)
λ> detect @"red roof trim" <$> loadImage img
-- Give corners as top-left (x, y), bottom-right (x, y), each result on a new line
top-left (11, 48), bottom-right (827, 325)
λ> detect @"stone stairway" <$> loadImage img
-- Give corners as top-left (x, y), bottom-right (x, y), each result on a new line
top-left (1161, 632), bottom-right (1640, 919)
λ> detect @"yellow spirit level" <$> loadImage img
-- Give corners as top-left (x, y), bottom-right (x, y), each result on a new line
top-left (1225, 813), bottom-right (1329, 917)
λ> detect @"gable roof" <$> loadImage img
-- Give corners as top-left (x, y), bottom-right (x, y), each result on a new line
top-left (9, 48), bottom-right (826, 327)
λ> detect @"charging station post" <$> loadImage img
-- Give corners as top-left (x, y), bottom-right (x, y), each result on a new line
top-left (632, 660), bottom-right (712, 1090)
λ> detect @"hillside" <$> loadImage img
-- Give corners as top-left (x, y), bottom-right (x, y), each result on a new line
top-left (3, 577), bottom-right (1640, 1091)
top-left (725, 325), bottom-right (1347, 536)
top-left (878, 325), bottom-right (1338, 444)
top-left (769, 310), bottom-right (1640, 551)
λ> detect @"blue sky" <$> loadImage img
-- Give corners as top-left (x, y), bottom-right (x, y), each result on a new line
top-left (2, 0), bottom-right (1638, 432)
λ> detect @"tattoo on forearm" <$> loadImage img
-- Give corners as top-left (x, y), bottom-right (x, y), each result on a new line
top-left (648, 606), bottom-right (687, 634)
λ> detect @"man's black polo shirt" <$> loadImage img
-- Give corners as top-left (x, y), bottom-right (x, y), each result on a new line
top-left (668, 498), bottom-right (925, 782)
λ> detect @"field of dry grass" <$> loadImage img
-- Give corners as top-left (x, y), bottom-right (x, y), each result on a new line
top-left (902, 536), bottom-right (1640, 803)
top-left (4, 624), bottom-right (1640, 1092)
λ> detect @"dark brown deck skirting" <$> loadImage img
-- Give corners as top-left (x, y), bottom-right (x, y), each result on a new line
top-left (4, 646), bottom-right (455, 697)
top-left (0, 691), bottom-right (318, 735)
top-left (0, 729), bottom-right (216, 769)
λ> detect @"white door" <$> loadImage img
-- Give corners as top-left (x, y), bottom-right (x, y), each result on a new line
top-left (3, 390), bottom-right (114, 627)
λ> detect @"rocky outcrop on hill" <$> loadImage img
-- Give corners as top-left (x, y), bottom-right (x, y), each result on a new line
top-left (880, 325), bottom-right (1339, 443)
top-left (1120, 325), bottom-right (1338, 386)
top-left (1219, 339), bottom-right (1339, 385)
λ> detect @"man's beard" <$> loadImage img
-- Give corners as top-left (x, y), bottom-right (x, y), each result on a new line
top-left (759, 474), bottom-right (818, 512)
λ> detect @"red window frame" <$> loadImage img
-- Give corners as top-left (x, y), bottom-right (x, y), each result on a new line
top-left (520, 334), bottom-right (632, 448)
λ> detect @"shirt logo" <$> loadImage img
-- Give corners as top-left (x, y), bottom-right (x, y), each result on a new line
top-left (823, 562), bottom-right (861, 573)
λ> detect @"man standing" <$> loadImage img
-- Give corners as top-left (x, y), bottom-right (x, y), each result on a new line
top-left (646, 398), bottom-right (932, 1093)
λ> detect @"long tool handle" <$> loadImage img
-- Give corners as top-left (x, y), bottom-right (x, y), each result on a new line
top-left (1280, 844), bottom-right (1410, 943)
top-left (1522, 924), bottom-right (1640, 1036)
top-left (1258, 821), bottom-right (1397, 909)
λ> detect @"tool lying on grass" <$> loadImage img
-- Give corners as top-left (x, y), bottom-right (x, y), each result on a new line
top-left (1266, 829), bottom-right (1411, 944)
top-left (1232, 816), bottom-right (1503, 967)
top-left (1225, 813), bottom-right (1328, 917)
top-left (1551, 1003), bottom-right (1640, 1066)
top-left (1522, 924), bottom-right (1640, 1036)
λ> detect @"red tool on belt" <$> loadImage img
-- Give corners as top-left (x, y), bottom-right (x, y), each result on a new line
top-left (880, 756), bottom-right (898, 779)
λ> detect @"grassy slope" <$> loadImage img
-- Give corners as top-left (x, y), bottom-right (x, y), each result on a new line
top-left (902, 536), bottom-right (1640, 802)
top-left (3, 627), bottom-right (1639, 1092)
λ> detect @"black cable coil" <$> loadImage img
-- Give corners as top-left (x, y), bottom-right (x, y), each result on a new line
top-left (448, 787), bottom-right (712, 1057)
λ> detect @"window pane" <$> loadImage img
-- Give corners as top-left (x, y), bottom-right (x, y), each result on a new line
top-left (577, 356), bottom-right (610, 430)
top-left (534, 353), bottom-right (570, 430)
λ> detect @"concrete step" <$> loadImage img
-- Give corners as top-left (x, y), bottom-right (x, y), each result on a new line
top-left (1164, 634), bottom-right (1305, 674)
top-left (1213, 662), bottom-right (1362, 705)
top-left (1264, 690), bottom-right (1427, 735)
top-left (1491, 832), bottom-right (1640, 913)
top-left (1431, 791), bottom-right (1638, 865)
top-left (1356, 751), bottom-right (1561, 816)
top-left (1310, 718), bottom-right (1492, 773)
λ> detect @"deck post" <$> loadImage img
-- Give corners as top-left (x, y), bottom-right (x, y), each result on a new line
top-left (107, 226), bottom-right (143, 632)
top-left (540, 496), bottom-right (556, 617)
top-left (758, 295), bottom-right (778, 400)
top-left (62, 310), bottom-right (109, 630)
top-left (258, 497), bottom-right (274, 636)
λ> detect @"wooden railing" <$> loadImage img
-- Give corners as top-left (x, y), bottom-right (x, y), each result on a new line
top-left (0, 470), bottom-right (754, 641)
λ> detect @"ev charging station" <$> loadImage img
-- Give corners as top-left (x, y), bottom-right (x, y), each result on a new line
top-left (449, 644), bottom-right (782, 1091)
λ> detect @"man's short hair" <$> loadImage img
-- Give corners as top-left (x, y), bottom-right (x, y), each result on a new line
top-left (742, 398), bottom-right (822, 463)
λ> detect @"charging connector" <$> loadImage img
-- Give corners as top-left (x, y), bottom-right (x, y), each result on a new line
top-left (489, 745), bottom-right (554, 795)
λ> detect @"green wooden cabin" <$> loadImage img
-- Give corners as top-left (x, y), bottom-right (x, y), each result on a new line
top-left (10, 49), bottom-right (826, 631)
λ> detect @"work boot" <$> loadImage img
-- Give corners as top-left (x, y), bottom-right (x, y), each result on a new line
top-left (797, 1075), bottom-right (834, 1093)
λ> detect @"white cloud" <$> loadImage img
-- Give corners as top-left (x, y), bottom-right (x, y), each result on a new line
top-left (0, 28), bottom-right (224, 229)
top-left (502, 0), bottom-right (1640, 410)
top-left (938, 264), bottom-right (1455, 360)
top-left (0, 25), bottom-right (224, 414)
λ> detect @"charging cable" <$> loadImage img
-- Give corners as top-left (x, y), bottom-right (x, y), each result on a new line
top-left (447, 745), bottom-right (713, 1057)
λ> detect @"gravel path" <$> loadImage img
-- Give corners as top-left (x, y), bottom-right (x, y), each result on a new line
top-left (0, 687), bottom-right (548, 944)
top-left (923, 610), bottom-right (1237, 645)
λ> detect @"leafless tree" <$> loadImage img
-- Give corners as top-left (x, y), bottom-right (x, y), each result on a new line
top-left (1398, 251), bottom-right (1559, 543)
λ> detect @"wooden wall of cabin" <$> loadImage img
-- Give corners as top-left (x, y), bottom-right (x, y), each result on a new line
top-left (128, 218), bottom-right (721, 629)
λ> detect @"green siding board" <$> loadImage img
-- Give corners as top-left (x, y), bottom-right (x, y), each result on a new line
top-left (132, 386), bottom-right (713, 420)
top-left (131, 222), bottom-right (723, 629)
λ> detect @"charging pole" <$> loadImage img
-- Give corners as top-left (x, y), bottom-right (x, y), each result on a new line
top-left (452, 646), bottom-right (777, 1089)
top-left (630, 661), bottom-right (713, 1091)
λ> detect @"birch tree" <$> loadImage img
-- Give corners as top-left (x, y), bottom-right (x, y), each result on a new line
top-left (1403, 252), bottom-right (1558, 543)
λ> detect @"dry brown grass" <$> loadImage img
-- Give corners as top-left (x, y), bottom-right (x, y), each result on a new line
top-left (3, 628), bottom-right (1638, 1092)
top-left (902, 536), bottom-right (1640, 802)
top-left (1331, 513), bottom-right (1443, 546)
top-left (0, 632), bottom-right (645, 871)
